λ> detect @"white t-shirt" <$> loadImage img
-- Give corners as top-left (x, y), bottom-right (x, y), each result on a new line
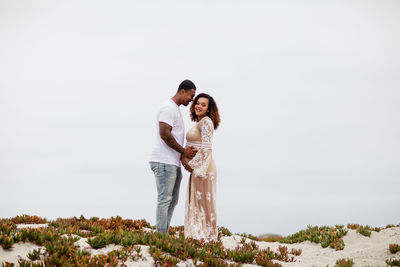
top-left (149, 99), bottom-right (185, 167)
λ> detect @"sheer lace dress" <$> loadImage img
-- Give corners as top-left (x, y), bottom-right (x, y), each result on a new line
top-left (184, 116), bottom-right (217, 242)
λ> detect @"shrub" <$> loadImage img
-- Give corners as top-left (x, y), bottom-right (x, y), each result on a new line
top-left (11, 215), bottom-right (47, 224)
top-left (254, 249), bottom-right (282, 267)
top-left (279, 225), bottom-right (348, 250)
top-left (230, 244), bottom-right (257, 263)
top-left (238, 232), bottom-right (261, 241)
top-left (150, 246), bottom-right (180, 266)
top-left (17, 259), bottom-right (43, 267)
top-left (347, 224), bottom-right (382, 237)
top-left (389, 244), bottom-right (400, 254)
top-left (356, 227), bottom-right (371, 237)
top-left (335, 258), bottom-right (354, 267)
top-left (87, 234), bottom-right (107, 249)
top-left (290, 248), bottom-right (302, 256)
top-left (386, 258), bottom-right (400, 266)
top-left (218, 226), bottom-right (232, 237)
top-left (0, 235), bottom-right (14, 249)
top-left (27, 248), bottom-right (42, 260)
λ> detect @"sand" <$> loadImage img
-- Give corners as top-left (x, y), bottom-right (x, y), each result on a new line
top-left (221, 227), bottom-right (400, 266)
top-left (1, 224), bottom-right (399, 266)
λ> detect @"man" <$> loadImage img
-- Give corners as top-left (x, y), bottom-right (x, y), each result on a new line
top-left (149, 80), bottom-right (197, 234)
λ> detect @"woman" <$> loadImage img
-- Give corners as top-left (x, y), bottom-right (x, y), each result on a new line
top-left (181, 93), bottom-right (220, 242)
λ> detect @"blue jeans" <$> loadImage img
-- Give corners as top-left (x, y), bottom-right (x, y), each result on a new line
top-left (149, 162), bottom-right (182, 233)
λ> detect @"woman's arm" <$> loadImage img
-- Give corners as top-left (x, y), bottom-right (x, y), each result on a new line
top-left (188, 117), bottom-right (214, 178)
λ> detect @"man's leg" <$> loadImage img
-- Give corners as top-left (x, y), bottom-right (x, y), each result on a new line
top-left (150, 162), bottom-right (178, 234)
top-left (167, 167), bottom-right (182, 230)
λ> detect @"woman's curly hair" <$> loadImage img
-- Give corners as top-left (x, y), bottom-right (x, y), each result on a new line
top-left (190, 93), bottom-right (220, 130)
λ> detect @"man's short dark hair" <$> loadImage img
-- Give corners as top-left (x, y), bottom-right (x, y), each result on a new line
top-left (178, 80), bottom-right (196, 92)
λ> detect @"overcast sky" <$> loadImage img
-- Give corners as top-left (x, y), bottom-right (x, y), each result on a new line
top-left (0, 0), bottom-right (399, 236)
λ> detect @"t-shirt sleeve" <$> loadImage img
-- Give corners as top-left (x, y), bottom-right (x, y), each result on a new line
top-left (158, 105), bottom-right (175, 127)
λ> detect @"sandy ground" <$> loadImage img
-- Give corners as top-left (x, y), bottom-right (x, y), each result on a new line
top-left (1, 224), bottom-right (399, 266)
top-left (221, 227), bottom-right (400, 266)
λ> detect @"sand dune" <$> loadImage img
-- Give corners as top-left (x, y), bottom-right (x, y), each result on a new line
top-left (1, 223), bottom-right (399, 266)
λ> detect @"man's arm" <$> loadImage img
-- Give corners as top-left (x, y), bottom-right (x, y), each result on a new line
top-left (159, 122), bottom-right (197, 158)
top-left (159, 122), bottom-right (184, 153)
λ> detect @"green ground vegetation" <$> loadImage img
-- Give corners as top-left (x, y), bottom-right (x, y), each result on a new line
top-left (0, 215), bottom-right (299, 267)
top-left (334, 258), bottom-right (354, 267)
top-left (1, 215), bottom-right (399, 267)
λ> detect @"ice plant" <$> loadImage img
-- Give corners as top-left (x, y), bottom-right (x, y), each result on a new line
top-left (335, 258), bottom-right (354, 267)
top-left (389, 243), bottom-right (400, 254)
top-left (279, 225), bottom-right (347, 250)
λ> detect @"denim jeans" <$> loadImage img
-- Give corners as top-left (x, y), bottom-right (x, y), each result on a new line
top-left (149, 161), bottom-right (182, 234)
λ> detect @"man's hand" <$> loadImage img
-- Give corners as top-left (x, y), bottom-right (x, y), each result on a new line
top-left (181, 155), bottom-right (194, 173)
top-left (183, 146), bottom-right (197, 159)
top-left (159, 122), bottom-right (186, 154)
top-left (159, 122), bottom-right (198, 159)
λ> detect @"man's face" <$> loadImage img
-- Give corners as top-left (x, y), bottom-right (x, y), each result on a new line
top-left (182, 89), bottom-right (196, 106)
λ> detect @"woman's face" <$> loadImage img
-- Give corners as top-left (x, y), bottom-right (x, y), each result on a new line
top-left (195, 97), bottom-right (209, 118)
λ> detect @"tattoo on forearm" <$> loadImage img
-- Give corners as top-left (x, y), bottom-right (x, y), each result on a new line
top-left (159, 122), bottom-right (184, 154)
top-left (164, 132), bottom-right (184, 153)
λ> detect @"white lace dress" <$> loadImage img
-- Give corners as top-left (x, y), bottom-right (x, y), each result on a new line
top-left (184, 116), bottom-right (217, 242)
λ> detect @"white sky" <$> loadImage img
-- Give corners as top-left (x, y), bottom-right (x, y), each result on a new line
top-left (0, 0), bottom-right (399, 236)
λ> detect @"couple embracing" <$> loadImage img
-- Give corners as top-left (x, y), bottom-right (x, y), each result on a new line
top-left (149, 80), bottom-right (220, 242)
